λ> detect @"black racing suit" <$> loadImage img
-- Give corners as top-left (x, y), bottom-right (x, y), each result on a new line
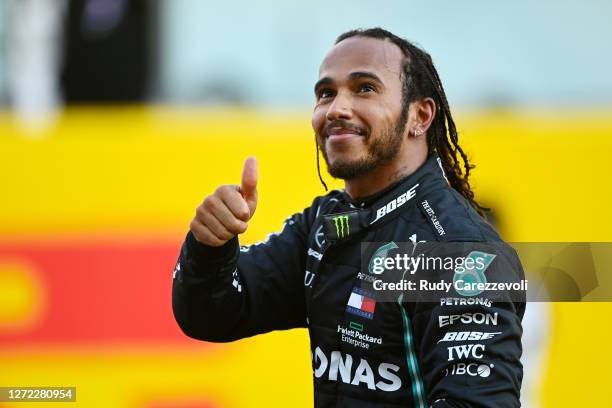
top-left (172, 154), bottom-right (525, 407)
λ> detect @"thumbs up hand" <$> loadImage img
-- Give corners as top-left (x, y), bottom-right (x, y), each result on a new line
top-left (190, 157), bottom-right (259, 247)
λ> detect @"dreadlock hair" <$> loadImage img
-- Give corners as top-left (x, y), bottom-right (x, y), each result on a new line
top-left (328, 27), bottom-right (487, 216)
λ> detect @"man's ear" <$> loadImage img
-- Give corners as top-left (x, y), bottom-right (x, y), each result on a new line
top-left (409, 97), bottom-right (436, 137)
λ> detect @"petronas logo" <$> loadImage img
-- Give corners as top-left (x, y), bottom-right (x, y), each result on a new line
top-left (333, 215), bottom-right (350, 238)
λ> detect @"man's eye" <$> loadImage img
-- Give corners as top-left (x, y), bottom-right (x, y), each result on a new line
top-left (318, 89), bottom-right (334, 99)
top-left (358, 84), bottom-right (375, 93)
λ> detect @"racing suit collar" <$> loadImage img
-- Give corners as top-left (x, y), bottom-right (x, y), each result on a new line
top-left (322, 154), bottom-right (449, 243)
top-left (340, 153), bottom-right (449, 210)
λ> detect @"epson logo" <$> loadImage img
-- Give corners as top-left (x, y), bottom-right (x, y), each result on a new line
top-left (439, 312), bottom-right (498, 327)
top-left (370, 184), bottom-right (419, 224)
top-left (311, 347), bottom-right (401, 392)
top-left (447, 344), bottom-right (485, 361)
top-left (437, 331), bottom-right (502, 343)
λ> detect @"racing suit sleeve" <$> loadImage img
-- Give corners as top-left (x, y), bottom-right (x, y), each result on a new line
top-left (172, 207), bottom-right (312, 343)
top-left (411, 244), bottom-right (526, 408)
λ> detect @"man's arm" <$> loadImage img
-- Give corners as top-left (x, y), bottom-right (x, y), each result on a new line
top-left (172, 216), bottom-right (310, 342)
top-left (172, 157), bottom-right (311, 342)
top-left (413, 245), bottom-right (525, 408)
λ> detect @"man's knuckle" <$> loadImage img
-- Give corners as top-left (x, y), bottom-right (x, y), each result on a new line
top-left (215, 185), bottom-right (231, 196)
top-left (195, 204), bottom-right (206, 217)
top-left (226, 218), bottom-right (239, 231)
top-left (234, 220), bottom-right (247, 233)
top-left (238, 208), bottom-right (250, 220)
top-left (202, 197), bottom-right (212, 210)
top-left (205, 196), bottom-right (222, 213)
top-left (210, 233), bottom-right (225, 246)
top-left (200, 229), bottom-right (217, 245)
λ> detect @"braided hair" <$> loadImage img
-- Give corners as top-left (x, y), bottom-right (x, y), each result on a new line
top-left (321, 28), bottom-right (487, 216)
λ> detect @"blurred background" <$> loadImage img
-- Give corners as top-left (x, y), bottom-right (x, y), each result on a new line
top-left (1, 0), bottom-right (611, 407)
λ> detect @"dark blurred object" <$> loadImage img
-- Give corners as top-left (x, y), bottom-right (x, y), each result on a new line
top-left (61, 0), bottom-right (155, 102)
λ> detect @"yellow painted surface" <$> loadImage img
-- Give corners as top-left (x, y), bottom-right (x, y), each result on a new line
top-left (0, 331), bottom-right (312, 408)
top-left (1, 106), bottom-right (612, 407)
top-left (0, 260), bottom-right (44, 331)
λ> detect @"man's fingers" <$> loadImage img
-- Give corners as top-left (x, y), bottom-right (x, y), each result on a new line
top-left (198, 209), bottom-right (234, 241)
top-left (216, 185), bottom-right (250, 221)
top-left (202, 194), bottom-right (248, 235)
top-left (190, 220), bottom-right (226, 247)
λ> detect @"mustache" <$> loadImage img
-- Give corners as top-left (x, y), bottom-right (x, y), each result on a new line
top-left (324, 120), bottom-right (368, 137)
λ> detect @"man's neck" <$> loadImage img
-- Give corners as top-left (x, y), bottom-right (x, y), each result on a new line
top-left (344, 150), bottom-right (427, 200)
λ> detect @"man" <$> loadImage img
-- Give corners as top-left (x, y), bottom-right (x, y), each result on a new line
top-left (173, 28), bottom-right (524, 407)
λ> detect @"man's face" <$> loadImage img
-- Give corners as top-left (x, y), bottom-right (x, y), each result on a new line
top-left (312, 36), bottom-right (408, 180)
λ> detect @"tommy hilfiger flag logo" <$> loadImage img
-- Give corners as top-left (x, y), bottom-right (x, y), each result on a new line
top-left (346, 287), bottom-right (377, 319)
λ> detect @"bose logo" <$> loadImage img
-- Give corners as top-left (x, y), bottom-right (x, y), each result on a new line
top-left (371, 184), bottom-right (419, 224)
top-left (438, 331), bottom-right (502, 343)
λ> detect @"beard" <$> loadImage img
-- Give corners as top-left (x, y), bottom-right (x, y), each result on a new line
top-left (318, 111), bottom-right (408, 180)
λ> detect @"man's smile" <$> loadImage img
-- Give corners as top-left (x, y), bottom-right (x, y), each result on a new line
top-left (327, 127), bottom-right (363, 143)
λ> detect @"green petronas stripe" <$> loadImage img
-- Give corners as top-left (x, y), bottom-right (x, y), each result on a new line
top-left (398, 294), bottom-right (426, 408)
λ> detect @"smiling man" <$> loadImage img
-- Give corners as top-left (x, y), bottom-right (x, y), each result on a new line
top-left (173, 28), bottom-right (525, 407)
top-left (313, 34), bottom-right (427, 194)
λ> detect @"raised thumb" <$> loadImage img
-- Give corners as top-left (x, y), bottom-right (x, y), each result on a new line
top-left (240, 156), bottom-right (258, 216)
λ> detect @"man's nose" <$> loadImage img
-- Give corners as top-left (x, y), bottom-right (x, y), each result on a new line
top-left (326, 92), bottom-right (353, 121)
